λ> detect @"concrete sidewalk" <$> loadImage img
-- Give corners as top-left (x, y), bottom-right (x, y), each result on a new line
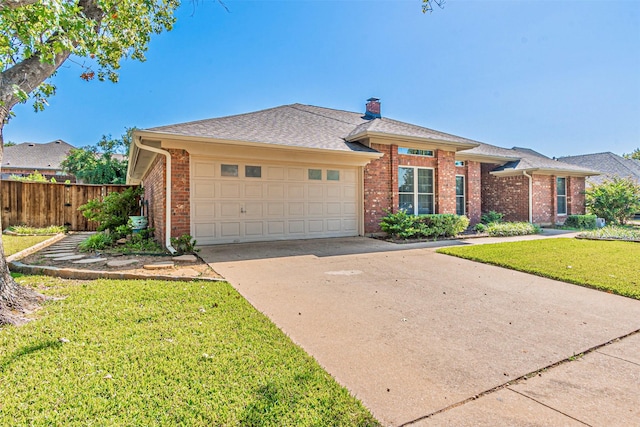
top-left (201, 236), bottom-right (640, 426)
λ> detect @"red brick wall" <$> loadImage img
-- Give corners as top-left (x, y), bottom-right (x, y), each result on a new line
top-left (142, 155), bottom-right (166, 243)
top-left (364, 143), bottom-right (394, 233)
top-left (363, 145), bottom-right (462, 233)
top-left (568, 177), bottom-right (586, 216)
top-left (141, 149), bottom-right (191, 245)
top-left (532, 175), bottom-right (554, 224)
top-left (481, 164), bottom-right (530, 222)
top-left (463, 161), bottom-right (482, 224)
top-left (169, 149), bottom-right (191, 239)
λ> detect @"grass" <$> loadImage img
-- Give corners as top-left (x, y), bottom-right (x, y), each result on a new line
top-left (437, 238), bottom-right (640, 300)
top-left (2, 235), bottom-right (54, 256)
top-left (0, 277), bottom-right (379, 426)
top-left (5, 225), bottom-right (67, 235)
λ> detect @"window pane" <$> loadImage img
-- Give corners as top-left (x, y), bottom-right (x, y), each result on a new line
top-left (556, 177), bottom-right (566, 196)
top-left (417, 169), bottom-right (433, 194)
top-left (418, 194), bottom-right (433, 214)
top-left (245, 165), bottom-right (261, 178)
top-left (557, 196), bottom-right (567, 215)
top-left (398, 167), bottom-right (414, 193)
top-left (399, 147), bottom-right (434, 157)
top-left (221, 164), bottom-right (238, 177)
top-left (456, 176), bottom-right (464, 196)
top-left (399, 194), bottom-right (415, 213)
top-left (455, 161), bottom-right (465, 167)
top-left (308, 169), bottom-right (322, 180)
top-left (456, 196), bottom-right (465, 216)
top-left (327, 170), bottom-right (340, 181)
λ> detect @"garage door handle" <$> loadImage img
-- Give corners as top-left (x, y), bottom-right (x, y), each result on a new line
top-left (240, 208), bottom-right (246, 213)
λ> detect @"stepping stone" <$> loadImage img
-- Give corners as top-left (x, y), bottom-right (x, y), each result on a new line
top-left (52, 255), bottom-right (87, 261)
top-left (107, 259), bottom-right (139, 268)
top-left (172, 254), bottom-right (198, 263)
top-left (144, 261), bottom-right (174, 270)
top-left (73, 258), bottom-right (107, 264)
top-left (44, 252), bottom-right (76, 258)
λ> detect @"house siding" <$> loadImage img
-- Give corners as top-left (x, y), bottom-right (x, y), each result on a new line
top-left (481, 164), bottom-right (529, 222)
top-left (364, 143), bottom-right (394, 234)
top-left (142, 154), bottom-right (166, 243)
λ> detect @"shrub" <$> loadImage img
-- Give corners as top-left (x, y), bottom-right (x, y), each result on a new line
top-left (585, 177), bottom-right (640, 225)
top-left (171, 234), bottom-right (200, 254)
top-left (79, 186), bottom-right (143, 233)
top-left (485, 222), bottom-right (541, 237)
top-left (578, 225), bottom-right (640, 241)
top-left (474, 223), bottom-right (487, 233)
top-left (380, 211), bottom-right (469, 240)
top-left (5, 225), bottom-right (67, 235)
top-left (564, 214), bottom-right (597, 230)
top-left (79, 232), bottom-right (114, 252)
top-left (481, 211), bottom-right (504, 224)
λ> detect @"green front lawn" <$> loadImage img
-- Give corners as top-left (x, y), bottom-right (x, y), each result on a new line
top-left (437, 239), bottom-right (640, 300)
top-left (2, 235), bottom-right (54, 256)
top-left (0, 277), bottom-right (379, 426)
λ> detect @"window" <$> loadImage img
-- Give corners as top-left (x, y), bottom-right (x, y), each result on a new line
top-left (221, 164), bottom-right (238, 177)
top-left (557, 177), bottom-right (567, 215)
top-left (308, 169), bottom-right (322, 180)
top-left (245, 165), bottom-right (261, 178)
top-left (399, 167), bottom-right (434, 215)
top-left (455, 161), bottom-right (465, 167)
top-left (456, 175), bottom-right (465, 216)
top-left (398, 147), bottom-right (434, 157)
top-left (327, 170), bottom-right (340, 181)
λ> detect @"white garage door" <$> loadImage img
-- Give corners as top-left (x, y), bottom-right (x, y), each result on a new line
top-left (191, 157), bottom-right (359, 244)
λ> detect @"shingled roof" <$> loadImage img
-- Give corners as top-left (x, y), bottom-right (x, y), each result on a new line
top-left (2, 140), bottom-right (75, 171)
top-left (559, 152), bottom-right (640, 185)
top-left (146, 103), bottom-right (480, 152)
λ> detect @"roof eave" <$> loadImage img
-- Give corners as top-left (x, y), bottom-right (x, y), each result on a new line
top-left (490, 168), bottom-right (600, 177)
top-left (345, 130), bottom-right (479, 152)
top-left (455, 152), bottom-right (520, 164)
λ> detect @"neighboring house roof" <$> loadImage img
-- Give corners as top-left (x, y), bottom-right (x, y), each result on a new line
top-left (2, 140), bottom-right (75, 171)
top-left (559, 152), bottom-right (640, 185)
top-left (145, 103), bottom-right (480, 153)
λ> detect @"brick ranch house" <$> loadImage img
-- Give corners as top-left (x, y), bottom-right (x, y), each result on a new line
top-left (126, 99), bottom-right (597, 248)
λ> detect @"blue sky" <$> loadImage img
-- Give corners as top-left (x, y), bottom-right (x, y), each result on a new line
top-left (5, 0), bottom-right (640, 157)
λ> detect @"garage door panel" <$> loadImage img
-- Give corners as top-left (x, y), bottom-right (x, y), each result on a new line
top-left (191, 159), bottom-right (359, 243)
top-left (244, 222), bottom-right (263, 236)
top-left (220, 183), bottom-right (241, 198)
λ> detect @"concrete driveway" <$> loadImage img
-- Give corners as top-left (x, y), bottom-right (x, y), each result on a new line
top-left (200, 237), bottom-right (640, 426)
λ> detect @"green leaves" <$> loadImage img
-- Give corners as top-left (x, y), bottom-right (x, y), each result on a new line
top-left (585, 177), bottom-right (640, 225)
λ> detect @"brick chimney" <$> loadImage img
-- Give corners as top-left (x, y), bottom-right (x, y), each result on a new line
top-left (364, 97), bottom-right (381, 119)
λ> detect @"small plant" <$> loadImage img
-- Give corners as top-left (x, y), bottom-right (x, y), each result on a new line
top-left (563, 215), bottom-right (597, 230)
top-left (485, 222), bottom-right (541, 237)
top-left (79, 232), bottom-right (114, 252)
top-left (578, 225), bottom-right (640, 241)
top-left (171, 234), bottom-right (200, 254)
top-left (116, 230), bottom-right (164, 253)
top-left (474, 223), bottom-right (487, 233)
top-left (481, 211), bottom-right (504, 224)
top-left (115, 224), bottom-right (133, 238)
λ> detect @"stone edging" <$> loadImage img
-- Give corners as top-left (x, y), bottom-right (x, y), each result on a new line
top-left (9, 260), bottom-right (226, 283)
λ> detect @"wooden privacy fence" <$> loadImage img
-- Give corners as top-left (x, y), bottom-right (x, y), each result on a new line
top-left (1, 180), bottom-right (137, 231)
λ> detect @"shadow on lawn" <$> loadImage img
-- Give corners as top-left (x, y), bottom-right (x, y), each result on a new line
top-left (0, 340), bottom-right (62, 372)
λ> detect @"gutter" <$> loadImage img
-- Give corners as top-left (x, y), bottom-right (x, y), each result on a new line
top-left (522, 171), bottom-right (533, 223)
top-left (133, 137), bottom-right (177, 254)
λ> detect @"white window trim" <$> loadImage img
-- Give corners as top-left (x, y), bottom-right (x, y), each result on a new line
top-left (557, 177), bottom-right (567, 215)
top-left (398, 166), bottom-right (435, 215)
top-left (455, 174), bottom-right (466, 216)
top-left (398, 147), bottom-right (434, 157)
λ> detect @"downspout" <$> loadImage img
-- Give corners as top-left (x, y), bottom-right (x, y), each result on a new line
top-left (134, 137), bottom-right (177, 254)
top-left (522, 171), bottom-right (533, 223)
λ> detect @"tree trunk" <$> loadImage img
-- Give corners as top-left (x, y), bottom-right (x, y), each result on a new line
top-left (0, 118), bottom-right (45, 326)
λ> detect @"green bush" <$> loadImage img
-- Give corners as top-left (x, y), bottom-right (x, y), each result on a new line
top-left (481, 211), bottom-right (504, 224)
top-left (170, 234), bottom-right (200, 254)
top-left (585, 177), bottom-right (640, 225)
top-left (485, 222), bottom-right (541, 237)
top-left (474, 223), bottom-right (487, 233)
top-left (380, 211), bottom-right (469, 240)
top-left (578, 225), bottom-right (640, 241)
top-left (79, 232), bottom-right (114, 252)
top-left (5, 225), bottom-right (67, 235)
top-left (79, 186), bottom-right (143, 233)
top-left (564, 214), bottom-right (597, 229)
